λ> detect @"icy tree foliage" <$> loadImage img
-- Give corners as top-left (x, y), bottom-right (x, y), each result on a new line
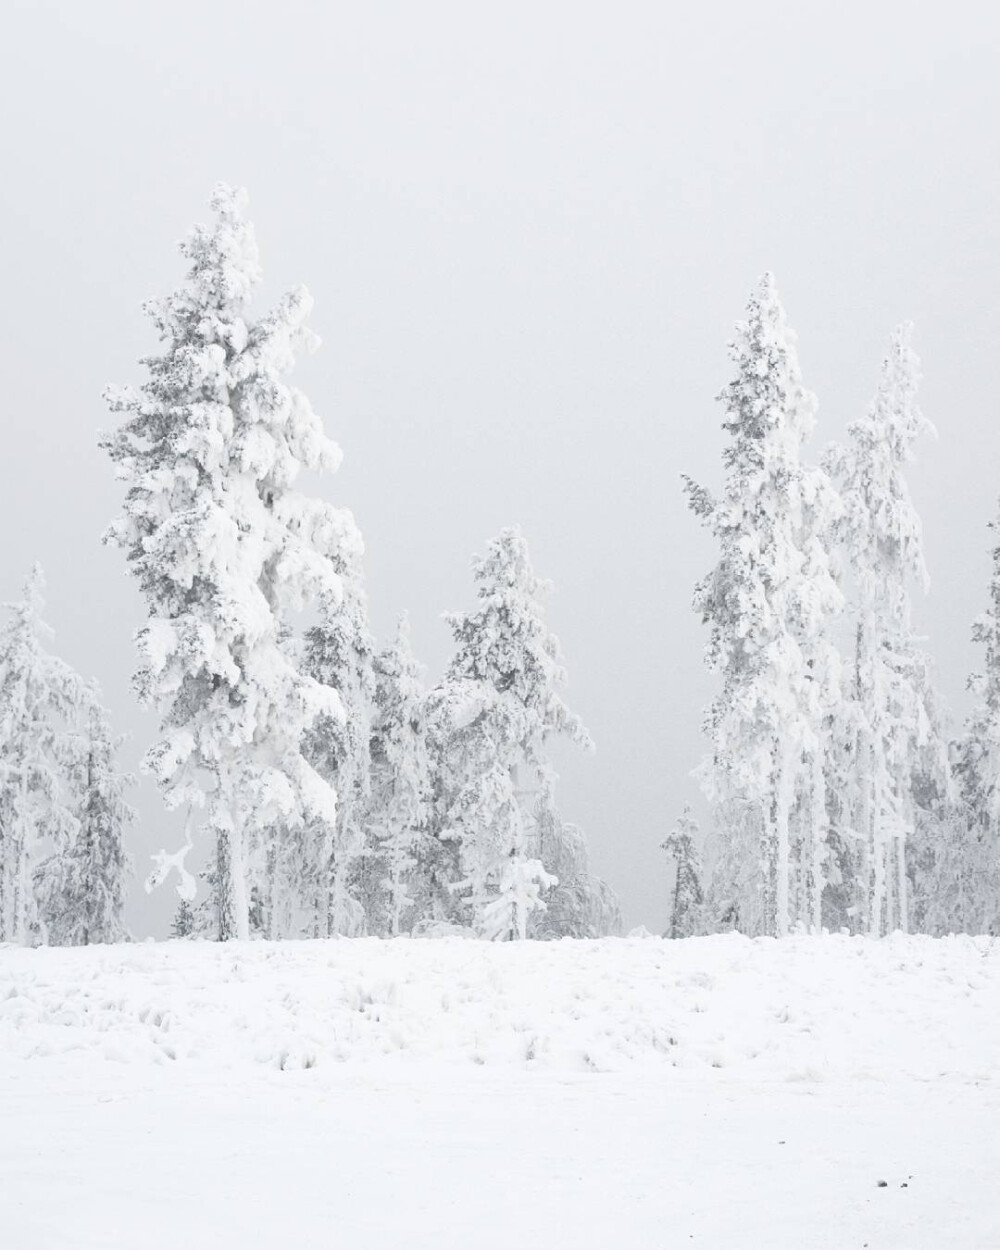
top-left (685, 274), bottom-right (843, 937)
top-left (531, 810), bottom-right (622, 939)
top-left (955, 502), bottom-right (1000, 840)
top-left (365, 615), bottom-right (433, 936)
top-left (35, 696), bottom-right (135, 946)
top-left (825, 324), bottom-right (945, 935)
top-left (171, 898), bottom-right (196, 938)
top-left (102, 184), bottom-right (356, 941)
top-left (0, 568), bottom-right (131, 946)
top-left (434, 527), bottom-right (593, 940)
top-left (661, 806), bottom-right (705, 939)
top-left (302, 562), bottom-right (375, 937)
top-left (0, 568), bottom-right (87, 943)
top-left (935, 499), bottom-right (1000, 934)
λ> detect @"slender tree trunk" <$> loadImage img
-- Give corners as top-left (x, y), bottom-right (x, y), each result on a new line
top-left (214, 775), bottom-right (250, 942)
top-left (857, 739), bottom-right (873, 935)
top-left (14, 769), bottom-right (29, 944)
top-left (884, 828), bottom-right (896, 934)
top-left (871, 821), bottom-right (886, 937)
top-left (809, 749), bottom-right (826, 933)
top-left (896, 835), bottom-right (909, 934)
top-left (216, 827), bottom-right (235, 941)
top-left (773, 746), bottom-right (793, 938)
top-left (389, 857), bottom-right (401, 937)
top-left (0, 818), bottom-right (9, 943)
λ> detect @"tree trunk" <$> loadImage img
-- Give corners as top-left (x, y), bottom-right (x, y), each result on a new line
top-left (214, 777), bottom-right (250, 942)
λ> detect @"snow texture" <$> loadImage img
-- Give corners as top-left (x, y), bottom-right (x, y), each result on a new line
top-left (1, 934), bottom-right (998, 1249)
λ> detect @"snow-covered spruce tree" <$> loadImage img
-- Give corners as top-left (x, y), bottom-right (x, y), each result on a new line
top-left (824, 323), bottom-right (946, 935)
top-left (34, 693), bottom-right (135, 946)
top-left (365, 614), bottom-right (433, 936)
top-left (530, 806), bottom-right (622, 939)
top-left (302, 559), bottom-right (375, 937)
top-left (102, 184), bottom-right (354, 941)
top-left (171, 897), bottom-right (196, 938)
top-left (434, 527), bottom-right (593, 940)
top-left (941, 499), bottom-right (1000, 933)
top-left (661, 805), bottom-right (705, 939)
top-left (684, 274), bottom-right (843, 938)
top-left (0, 567), bottom-right (92, 944)
top-left (955, 506), bottom-right (1000, 834)
top-left (908, 764), bottom-right (995, 936)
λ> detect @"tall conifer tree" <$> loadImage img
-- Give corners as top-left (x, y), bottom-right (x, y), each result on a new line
top-left (35, 695), bottom-right (135, 945)
top-left (435, 527), bottom-right (593, 940)
top-left (685, 274), bottom-right (843, 937)
top-left (303, 561), bottom-right (375, 936)
top-left (661, 806), bottom-right (705, 939)
top-left (826, 324), bottom-right (943, 934)
top-left (102, 184), bottom-right (355, 940)
top-left (365, 614), bottom-right (433, 936)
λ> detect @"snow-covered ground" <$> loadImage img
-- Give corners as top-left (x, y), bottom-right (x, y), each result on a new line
top-left (2, 933), bottom-right (998, 1248)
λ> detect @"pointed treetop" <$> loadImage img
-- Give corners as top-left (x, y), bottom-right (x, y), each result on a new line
top-left (471, 525), bottom-right (548, 598)
top-left (851, 321), bottom-right (934, 464)
top-left (661, 804), bottom-right (699, 853)
top-left (828, 321), bottom-right (932, 600)
top-left (177, 181), bottom-right (261, 315)
top-left (2, 563), bottom-right (55, 644)
top-left (721, 272), bottom-right (818, 455)
top-left (23, 562), bottom-right (45, 612)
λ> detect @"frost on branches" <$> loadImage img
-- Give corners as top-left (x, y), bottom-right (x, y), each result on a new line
top-left (302, 557), bottom-right (375, 937)
top-left (685, 274), bottom-right (843, 938)
top-left (661, 806), bottom-right (705, 939)
top-left (530, 808), bottom-right (622, 939)
top-left (365, 615), bottom-right (433, 937)
top-left (937, 498), bottom-right (1000, 935)
top-left (0, 568), bottom-right (85, 943)
top-left (0, 567), bottom-right (132, 945)
top-left (825, 323), bottom-right (945, 936)
top-left (956, 506), bottom-right (1000, 836)
top-left (35, 697), bottom-right (135, 946)
top-left (433, 528), bottom-right (594, 940)
top-left (102, 184), bottom-right (355, 941)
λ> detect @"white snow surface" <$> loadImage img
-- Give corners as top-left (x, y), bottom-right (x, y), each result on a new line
top-left (2, 933), bottom-right (999, 1248)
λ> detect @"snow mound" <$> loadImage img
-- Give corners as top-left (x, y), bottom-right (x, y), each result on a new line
top-left (1, 932), bottom-right (997, 1081)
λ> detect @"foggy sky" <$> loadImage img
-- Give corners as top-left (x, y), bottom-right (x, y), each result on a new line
top-left (1, 0), bottom-right (998, 935)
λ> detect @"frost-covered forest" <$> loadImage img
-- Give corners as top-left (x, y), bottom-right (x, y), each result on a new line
top-left (5, 5), bottom-right (1000, 1245)
top-left (0, 185), bottom-right (997, 949)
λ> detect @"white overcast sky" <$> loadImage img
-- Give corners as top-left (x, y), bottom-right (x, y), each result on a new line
top-left (1, 0), bottom-right (998, 934)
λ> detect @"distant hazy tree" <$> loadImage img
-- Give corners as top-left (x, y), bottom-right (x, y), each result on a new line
top-left (937, 498), bottom-right (1000, 934)
top-left (0, 567), bottom-right (89, 944)
top-left (171, 897), bottom-right (196, 938)
top-left (661, 806), bottom-right (705, 939)
top-left (102, 184), bottom-right (354, 940)
top-left (434, 528), bottom-right (593, 940)
top-left (685, 274), bottom-right (843, 937)
top-left (955, 501), bottom-right (1000, 840)
top-left (365, 615), bottom-right (433, 936)
top-left (35, 696), bottom-right (135, 946)
top-left (531, 807), bottom-right (621, 939)
top-left (825, 323), bottom-right (944, 935)
top-left (303, 564), bottom-right (375, 937)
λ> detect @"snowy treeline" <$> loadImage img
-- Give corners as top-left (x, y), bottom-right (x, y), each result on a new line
top-left (672, 275), bottom-right (1000, 940)
top-left (97, 185), bottom-right (615, 945)
top-left (4, 187), bottom-right (998, 948)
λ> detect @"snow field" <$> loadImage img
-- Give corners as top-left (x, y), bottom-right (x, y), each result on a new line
top-left (2, 932), bottom-right (998, 1081)
top-left (3, 933), bottom-right (999, 1249)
